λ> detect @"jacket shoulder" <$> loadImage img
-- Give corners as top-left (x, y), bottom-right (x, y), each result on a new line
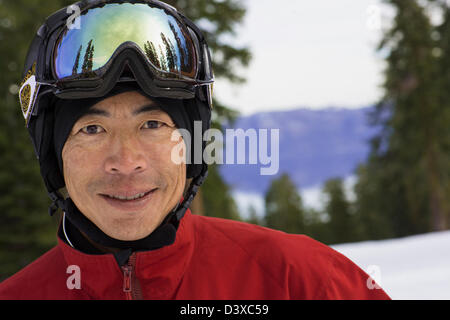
top-left (191, 214), bottom-right (330, 261)
top-left (190, 215), bottom-right (328, 296)
top-left (192, 214), bottom-right (322, 256)
top-left (191, 215), bottom-right (390, 299)
top-left (0, 245), bottom-right (70, 299)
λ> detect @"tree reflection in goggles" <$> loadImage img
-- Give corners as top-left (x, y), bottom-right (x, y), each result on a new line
top-left (53, 3), bottom-right (198, 81)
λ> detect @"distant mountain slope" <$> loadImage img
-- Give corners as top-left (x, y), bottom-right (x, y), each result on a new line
top-left (219, 106), bottom-right (380, 193)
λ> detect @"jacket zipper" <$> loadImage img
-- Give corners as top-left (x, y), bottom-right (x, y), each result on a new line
top-left (121, 253), bottom-right (143, 300)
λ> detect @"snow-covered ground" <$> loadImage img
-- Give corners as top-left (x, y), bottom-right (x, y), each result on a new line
top-left (332, 231), bottom-right (450, 300)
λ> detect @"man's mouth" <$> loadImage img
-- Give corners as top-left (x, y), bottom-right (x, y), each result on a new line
top-left (99, 188), bottom-right (157, 206)
top-left (105, 191), bottom-right (152, 201)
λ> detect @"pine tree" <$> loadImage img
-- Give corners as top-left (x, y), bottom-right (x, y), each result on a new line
top-left (302, 207), bottom-right (334, 245)
top-left (434, 1), bottom-right (450, 226)
top-left (354, 0), bottom-right (450, 238)
top-left (322, 178), bottom-right (358, 244)
top-left (246, 204), bottom-right (263, 226)
top-left (264, 173), bottom-right (305, 234)
top-left (158, 44), bottom-right (168, 71)
top-left (81, 39), bottom-right (93, 74)
top-left (169, 21), bottom-right (187, 72)
top-left (201, 164), bottom-right (241, 221)
top-left (160, 33), bottom-right (176, 71)
top-left (72, 44), bottom-right (82, 75)
top-left (353, 164), bottom-right (395, 240)
top-left (144, 41), bottom-right (161, 69)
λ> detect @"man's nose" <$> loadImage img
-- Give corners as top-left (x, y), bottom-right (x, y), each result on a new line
top-left (104, 135), bottom-right (147, 175)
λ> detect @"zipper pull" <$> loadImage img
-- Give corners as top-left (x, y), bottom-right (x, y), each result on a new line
top-left (122, 264), bottom-right (132, 293)
top-left (121, 253), bottom-right (138, 300)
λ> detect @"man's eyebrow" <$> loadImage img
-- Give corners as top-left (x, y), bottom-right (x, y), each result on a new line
top-left (132, 103), bottom-right (162, 116)
top-left (83, 108), bottom-right (110, 118)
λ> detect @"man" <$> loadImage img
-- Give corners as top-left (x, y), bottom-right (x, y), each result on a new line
top-left (0, 0), bottom-right (390, 300)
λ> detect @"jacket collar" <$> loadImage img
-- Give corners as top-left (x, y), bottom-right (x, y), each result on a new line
top-left (58, 209), bottom-right (195, 299)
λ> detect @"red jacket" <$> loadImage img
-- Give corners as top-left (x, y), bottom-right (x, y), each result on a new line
top-left (0, 209), bottom-right (390, 300)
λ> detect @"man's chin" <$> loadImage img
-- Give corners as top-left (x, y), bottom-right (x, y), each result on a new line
top-left (96, 209), bottom-right (166, 242)
top-left (102, 224), bottom-right (157, 242)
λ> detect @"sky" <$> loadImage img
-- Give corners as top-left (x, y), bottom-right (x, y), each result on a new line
top-left (213, 0), bottom-right (392, 115)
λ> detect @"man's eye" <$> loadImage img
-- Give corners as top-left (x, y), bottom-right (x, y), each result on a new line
top-left (142, 120), bottom-right (163, 129)
top-left (80, 125), bottom-right (105, 135)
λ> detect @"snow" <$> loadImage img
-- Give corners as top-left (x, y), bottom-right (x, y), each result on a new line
top-left (331, 231), bottom-right (450, 300)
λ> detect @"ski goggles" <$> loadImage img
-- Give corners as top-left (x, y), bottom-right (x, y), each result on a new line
top-left (19, 0), bottom-right (214, 125)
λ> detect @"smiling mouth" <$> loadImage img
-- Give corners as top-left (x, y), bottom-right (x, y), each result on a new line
top-left (100, 189), bottom-right (157, 202)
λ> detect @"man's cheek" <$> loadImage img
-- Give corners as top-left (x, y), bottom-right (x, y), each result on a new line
top-left (155, 143), bottom-right (181, 168)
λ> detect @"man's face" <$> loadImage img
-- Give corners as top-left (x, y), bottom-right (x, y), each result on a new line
top-left (62, 91), bottom-right (186, 241)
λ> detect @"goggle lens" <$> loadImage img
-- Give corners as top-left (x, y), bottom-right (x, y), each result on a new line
top-left (53, 3), bottom-right (198, 81)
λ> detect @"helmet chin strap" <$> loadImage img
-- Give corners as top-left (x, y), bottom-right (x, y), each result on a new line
top-left (173, 164), bottom-right (208, 221)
